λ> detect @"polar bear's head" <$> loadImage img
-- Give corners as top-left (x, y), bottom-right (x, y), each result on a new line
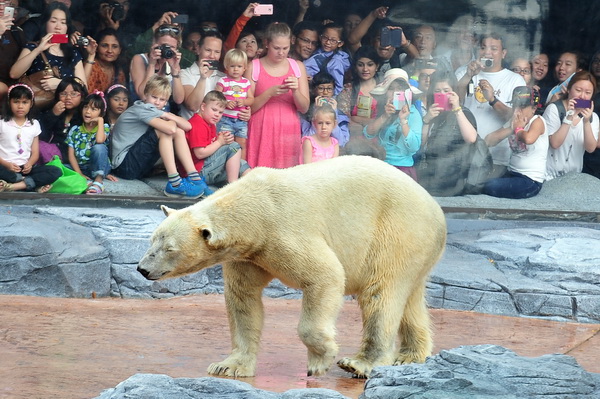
top-left (137, 205), bottom-right (234, 280)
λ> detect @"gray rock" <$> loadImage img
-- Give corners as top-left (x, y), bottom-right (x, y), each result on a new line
top-left (94, 374), bottom-right (350, 399)
top-left (360, 345), bottom-right (600, 399)
top-left (0, 212), bottom-right (111, 297)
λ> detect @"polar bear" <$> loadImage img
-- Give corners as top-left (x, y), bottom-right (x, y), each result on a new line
top-left (137, 155), bottom-right (446, 378)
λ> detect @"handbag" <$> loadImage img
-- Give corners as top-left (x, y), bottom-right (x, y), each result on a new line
top-left (38, 138), bottom-right (62, 164)
top-left (19, 51), bottom-right (61, 110)
top-left (45, 155), bottom-right (88, 195)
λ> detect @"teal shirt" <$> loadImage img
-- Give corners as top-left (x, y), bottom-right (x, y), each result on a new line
top-left (365, 105), bottom-right (422, 167)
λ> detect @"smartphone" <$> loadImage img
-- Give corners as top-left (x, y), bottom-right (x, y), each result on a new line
top-left (4, 6), bottom-right (14, 19)
top-left (434, 93), bottom-right (450, 111)
top-left (254, 4), bottom-right (273, 16)
top-left (206, 59), bottom-right (220, 70)
top-left (393, 91), bottom-right (405, 111)
top-left (574, 99), bottom-right (592, 109)
top-left (171, 14), bottom-right (189, 24)
top-left (380, 27), bottom-right (402, 48)
top-left (50, 34), bottom-right (69, 44)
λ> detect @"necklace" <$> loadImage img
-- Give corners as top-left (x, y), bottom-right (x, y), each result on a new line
top-left (16, 125), bottom-right (24, 154)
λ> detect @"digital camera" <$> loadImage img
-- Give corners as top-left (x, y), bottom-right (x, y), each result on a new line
top-left (108, 1), bottom-right (125, 22)
top-left (480, 58), bottom-right (493, 68)
top-left (206, 60), bottom-right (220, 70)
top-left (76, 36), bottom-right (89, 47)
top-left (159, 44), bottom-right (175, 59)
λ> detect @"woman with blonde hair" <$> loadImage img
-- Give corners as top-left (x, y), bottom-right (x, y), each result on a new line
top-left (129, 24), bottom-right (184, 106)
top-left (244, 22), bottom-right (310, 168)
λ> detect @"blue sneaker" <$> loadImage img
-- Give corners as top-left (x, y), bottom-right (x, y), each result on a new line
top-left (164, 179), bottom-right (204, 199)
top-left (186, 176), bottom-right (214, 196)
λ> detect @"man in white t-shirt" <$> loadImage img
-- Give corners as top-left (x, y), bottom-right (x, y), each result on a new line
top-left (458, 32), bottom-right (526, 177)
top-left (180, 31), bottom-right (227, 120)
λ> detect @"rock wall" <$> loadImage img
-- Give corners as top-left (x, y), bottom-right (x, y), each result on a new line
top-left (1, 205), bottom-right (599, 324)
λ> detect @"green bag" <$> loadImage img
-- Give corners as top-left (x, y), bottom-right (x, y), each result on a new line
top-left (45, 156), bottom-right (88, 195)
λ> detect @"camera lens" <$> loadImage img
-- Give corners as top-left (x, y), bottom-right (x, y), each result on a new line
top-left (159, 44), bottom-right (175, 59)
top-left (77, 37), bottom-right (89, 47)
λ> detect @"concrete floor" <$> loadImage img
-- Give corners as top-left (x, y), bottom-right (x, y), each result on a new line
top-left (1, 294), bottom-right (599, 399)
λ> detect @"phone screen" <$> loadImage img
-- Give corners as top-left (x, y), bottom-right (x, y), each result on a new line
top-left (574, 99), bottom-right (592, 109)
top-left (172, 14), bottom-right (189, 24)
top-left (50, 34), bottom-right (69, 44)
top-left (381, 27), bottom-right (402, 47)
top-left (393, 91), bottom-right (406, 111)
top-left (434, 93), bottom-right (450, 111)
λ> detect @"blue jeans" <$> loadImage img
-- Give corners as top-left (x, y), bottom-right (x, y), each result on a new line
top-left (202, 142), bottom-right (249, 185)
top-left (80, 143), bottom-right (112, 178)
top-left (216, 116), bottom-right (248, 139)
top-left (483, 171), bottom-right (542, 199)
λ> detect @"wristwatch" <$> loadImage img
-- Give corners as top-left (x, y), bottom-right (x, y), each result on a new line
top-left (489, 97), bottom-right (499, 107)
top-left (563, 110), bottom-right (575, 125)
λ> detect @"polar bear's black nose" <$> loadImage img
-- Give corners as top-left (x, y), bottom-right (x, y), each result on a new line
top-left (137, 266), bottom-right (150, 278)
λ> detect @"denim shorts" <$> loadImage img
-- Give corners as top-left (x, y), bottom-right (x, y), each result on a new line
top-left (217, 116), bottom-right (248, 139)
top-left (202, 142), bottom-right (250, 185)
top-left (112, 127), bottom-right (160, 180)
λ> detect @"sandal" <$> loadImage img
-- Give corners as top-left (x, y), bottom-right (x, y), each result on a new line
top-left (86, 181), bottom-right (104, 195)
top-left (0, 180), bottom-right (14, 193)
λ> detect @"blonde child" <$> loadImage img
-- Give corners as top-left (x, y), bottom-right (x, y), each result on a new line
top-left (215, 48), bottom-right (254, 160)
top-left (185, 90), bottom-right (250, 187)
top-left (111, 75), bottom-right (210, 198)
top-left (301, 104), bottom-right (340, 163)
top-left (66, 91), bottom-right (116, 195)
top-left (0, 84), bottom-right (61, 193)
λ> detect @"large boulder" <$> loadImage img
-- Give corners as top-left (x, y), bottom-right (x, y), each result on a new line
top-left (361, 345), bottom-right (600, 398)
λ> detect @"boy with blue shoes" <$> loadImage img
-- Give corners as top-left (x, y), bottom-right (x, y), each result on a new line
top-left (110, 75), bottom-right (211, 198)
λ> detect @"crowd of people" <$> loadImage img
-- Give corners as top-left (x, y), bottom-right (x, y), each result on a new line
top-left (1, 0), bottom-right (599, 199)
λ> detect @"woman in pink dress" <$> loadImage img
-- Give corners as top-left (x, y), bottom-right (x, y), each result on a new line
top-left (245, 22), bottom-right (310, 168)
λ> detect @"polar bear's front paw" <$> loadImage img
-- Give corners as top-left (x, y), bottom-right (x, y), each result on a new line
top-left (336, 357), bottom-right (372, 378)
top-left (207, 357), bottom-right (256, 377)
top-left (307, 354), bottom-right (334, 377)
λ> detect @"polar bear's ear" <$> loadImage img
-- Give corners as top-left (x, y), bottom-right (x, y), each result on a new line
top-left (200, 228), bottom-right (212, 241)
top-left (199, 226), bottom-right (225, 249)
top-left (161, 205), bottom-right (177, 217)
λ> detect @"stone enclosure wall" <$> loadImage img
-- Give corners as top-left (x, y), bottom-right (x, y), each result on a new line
top-left (1, 205), bottom-right (600, 324)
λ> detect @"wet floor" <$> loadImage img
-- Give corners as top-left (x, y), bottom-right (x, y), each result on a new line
top-left (1, 294), bottom-right (599, 399)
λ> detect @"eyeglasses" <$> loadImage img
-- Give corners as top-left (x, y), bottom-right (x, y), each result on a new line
top-left (511, 67), bottom-right (531, 75)
top-left (419, 72), bottom-right (434, 80)
top-left (297, 36), bottom-right (319, 47)
top-left (316, 85), bottom-right (334, 92)
top-left (59, 91), bottom-right (82, 98)
top-left (158, 26), bottom-right (181, 35)
top-left (320, 35), bottom-right (342, 45)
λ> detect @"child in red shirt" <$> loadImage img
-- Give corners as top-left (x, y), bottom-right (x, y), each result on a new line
top-left (185, 91), bottom-right (250, 186)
